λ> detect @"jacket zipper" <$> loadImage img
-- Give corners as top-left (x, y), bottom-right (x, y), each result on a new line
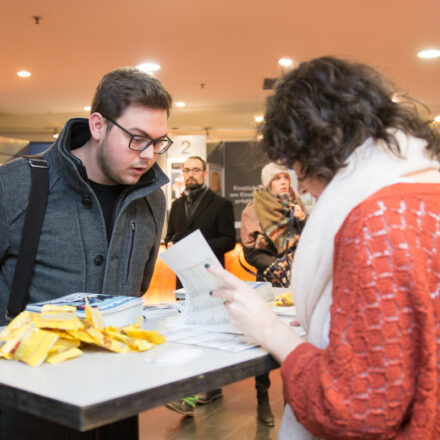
top-left (126, 220), bottom-right (136, 282)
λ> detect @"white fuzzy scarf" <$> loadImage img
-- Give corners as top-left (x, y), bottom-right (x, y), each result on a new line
top-left (279, 131), bottom-right (439, 440)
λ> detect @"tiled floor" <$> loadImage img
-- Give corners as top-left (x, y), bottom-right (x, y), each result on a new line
top-left (139, 371), bottom-right (284, 440)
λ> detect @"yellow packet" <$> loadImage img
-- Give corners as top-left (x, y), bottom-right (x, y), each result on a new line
top-left (48, 338), bottom-right (81, 355)
top-left (122, 327), bottom-right (166, 344)
top-left (13, 327), bottom-right (58, 367)
top-left (87, 327), bottom-right (128, 353)
top-left (127, 338), bottom-right (154, 351)
top-left (49, 329), bottom-right (78, 341)
top-left (104, 327), bottom-right (131, 344)
top-left (0, 322), bottom-right (33, 358)
top-left (46, 347), bottom-right (83, 365)
top-left (270, 291), bottom-right (293, 307)
top-left (67, 326), bottom-right (96, 344)
top-left (33, 305), bottom-right (83, 331)
top-left (0, 311), bottom-right (34, 339)
top-left (41, 304), bottom-right (77, 313)
top-left (84, 299), bottom-right (104, 330)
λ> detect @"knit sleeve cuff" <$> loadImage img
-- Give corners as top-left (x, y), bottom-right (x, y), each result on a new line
top-left (281, 342), bottom-right (322, 421)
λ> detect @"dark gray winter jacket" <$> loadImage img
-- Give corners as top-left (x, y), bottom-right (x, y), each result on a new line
top-left (0, 118), bottom-right (169, 325)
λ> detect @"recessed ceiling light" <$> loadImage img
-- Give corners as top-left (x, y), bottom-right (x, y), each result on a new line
top-left (53, 133), bottom-right (59, 139)
top-left (175, 101), bottom-right (186, 107)
top-left (17, 70), bottom-right (31, 78)
top-left (83, 106), bottom-right (91, 112)
top-left (278, 57), bottom-right (293, 67)
top-left (434, 115), bottom-right (440, 123)
top-left (417, 49), bottom-right (440, 59)
top-left (136, 63), bottom-right (161, 74)
top-left (254, 115), bottom-right (264, 123)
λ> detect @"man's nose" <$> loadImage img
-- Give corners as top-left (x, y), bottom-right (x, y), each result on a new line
top-left (139, 145), bottom-right (155, 160)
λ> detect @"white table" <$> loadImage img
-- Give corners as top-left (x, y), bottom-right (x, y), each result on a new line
top-left (0, 317), bottom-right (278, 431)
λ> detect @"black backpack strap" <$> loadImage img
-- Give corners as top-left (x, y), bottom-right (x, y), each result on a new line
top-left (6, 156), bottom-right (49, 321)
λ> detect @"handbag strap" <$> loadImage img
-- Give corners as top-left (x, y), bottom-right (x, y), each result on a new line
top-left (238, 250), bottom-right (258, 277)
top-left (6, 156), bottom-right (49, 321)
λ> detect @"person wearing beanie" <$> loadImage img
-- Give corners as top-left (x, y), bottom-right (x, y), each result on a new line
top-left (239, 162), bottom-right (308, 427)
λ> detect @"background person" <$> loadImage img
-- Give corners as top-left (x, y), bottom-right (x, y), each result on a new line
top-left (241, 162), bottom-right (307, 287)
top-left (208, 56), bottom-right (440, 439)
top-left (165, 155), bottom-right (236, 416)
top-left (165, 156), bottom-right (236, 278)
top-left (240, 161), bottom-right (307, 426)
top-left (0, 67), bottom-right (172, 440)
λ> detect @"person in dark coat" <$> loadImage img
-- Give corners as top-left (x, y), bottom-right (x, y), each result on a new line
top-left (165, 156), bottom-right (236, 269)
top-left (164, 155), bottom-right (236, 416)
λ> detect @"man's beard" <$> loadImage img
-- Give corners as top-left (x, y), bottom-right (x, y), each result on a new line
top-left (97, 136), bottom-right (120, 185)
top-left (185, 181), bottom-right (203, 191)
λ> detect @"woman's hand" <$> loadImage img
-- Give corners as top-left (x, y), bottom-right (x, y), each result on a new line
top-left (293, 203), bottom-right (305, 220)
top-left (207, 264), bottom-right (303, 363)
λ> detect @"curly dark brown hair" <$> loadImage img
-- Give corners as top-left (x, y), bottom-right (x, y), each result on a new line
top-left (263, 56), bottom-right (440, 181)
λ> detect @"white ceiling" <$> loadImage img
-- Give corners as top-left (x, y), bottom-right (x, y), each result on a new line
top-left (0, 0), bottom-right (439, 151)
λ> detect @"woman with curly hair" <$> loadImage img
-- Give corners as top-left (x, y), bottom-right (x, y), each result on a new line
top-left (207, 56), bottom-right (440, 439)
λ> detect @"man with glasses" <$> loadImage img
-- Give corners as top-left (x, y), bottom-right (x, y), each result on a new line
top-left (164, 156), bottom-right (236, 416)
top-left (0, 67), bottom-right (172, 439)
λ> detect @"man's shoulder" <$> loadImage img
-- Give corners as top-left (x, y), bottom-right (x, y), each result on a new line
top-left (0, 157), bottom-right (32, 189)
top-left (206, 189), bottom-right (232, 205)
top-left (170, 194), bottom-right (185, 206)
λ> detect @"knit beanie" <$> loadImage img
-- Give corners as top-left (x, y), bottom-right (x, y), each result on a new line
top-left (261, 162), bottom-right (290, 188)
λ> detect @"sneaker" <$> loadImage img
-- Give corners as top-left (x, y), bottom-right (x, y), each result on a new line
top-left (196, 389), bottom-right (223, 405)
top-left (165, 399), bottom-right (195, 417)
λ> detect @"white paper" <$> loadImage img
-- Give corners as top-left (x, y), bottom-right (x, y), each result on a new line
top-left (162, 327), bottom-right (258, 352)
top-left (160, 230), bottom-right (237, 332)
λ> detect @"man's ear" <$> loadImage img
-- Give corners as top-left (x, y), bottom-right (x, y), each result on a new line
top-left (89, 112), bottom-right (107, 141)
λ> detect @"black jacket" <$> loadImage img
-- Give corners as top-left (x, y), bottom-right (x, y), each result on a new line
top-left (165, 189), bottom-right (236, 267)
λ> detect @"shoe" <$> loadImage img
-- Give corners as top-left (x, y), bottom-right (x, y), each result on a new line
top-left (165, 399), bottom-right (195, 417)
top-left (257, 391), bottom-right (275, 427)
top-left (196, 389), bottom-right (223, 405)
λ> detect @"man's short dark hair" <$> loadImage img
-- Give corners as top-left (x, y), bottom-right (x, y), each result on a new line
top-left (91, 67), bottom-right (172, 120)
top-left (186, 156), bottom-right (207, 171)
top-left (263, 56), bottom-right (440, 181)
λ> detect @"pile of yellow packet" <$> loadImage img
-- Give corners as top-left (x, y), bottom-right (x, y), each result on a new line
top-left (270, 291), bottom-right (294, 307)
top-left (0, 300), bottom-right (166, 367)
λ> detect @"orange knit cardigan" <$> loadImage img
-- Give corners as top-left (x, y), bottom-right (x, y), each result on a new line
top-left (282, 183), bottom-right (440, 439)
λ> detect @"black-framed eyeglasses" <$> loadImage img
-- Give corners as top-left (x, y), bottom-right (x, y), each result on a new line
top-left (182, 167), bottom-right (203, 175)
top-left (103, 115), bottom-right (173, 154)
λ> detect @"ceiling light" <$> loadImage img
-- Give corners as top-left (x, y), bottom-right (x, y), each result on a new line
top-left (278, 57), bottom-right (293, 67)
top-left (175, 101), bottom-right (186, 107)
top-left (417, 49), bottom-right (440, 59)
top-left (83, 106), bottom-right (91, 112)
top-left (136, 63), bottom-right (161, 74)
top-left (17, 70), bottom-right (31, 78)
top-left (434, 115), bottom-right (440, 123)
top-left (254, 115), bottom-right (264, 123)
top-left (53, 130), bottom-right (59, 139)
